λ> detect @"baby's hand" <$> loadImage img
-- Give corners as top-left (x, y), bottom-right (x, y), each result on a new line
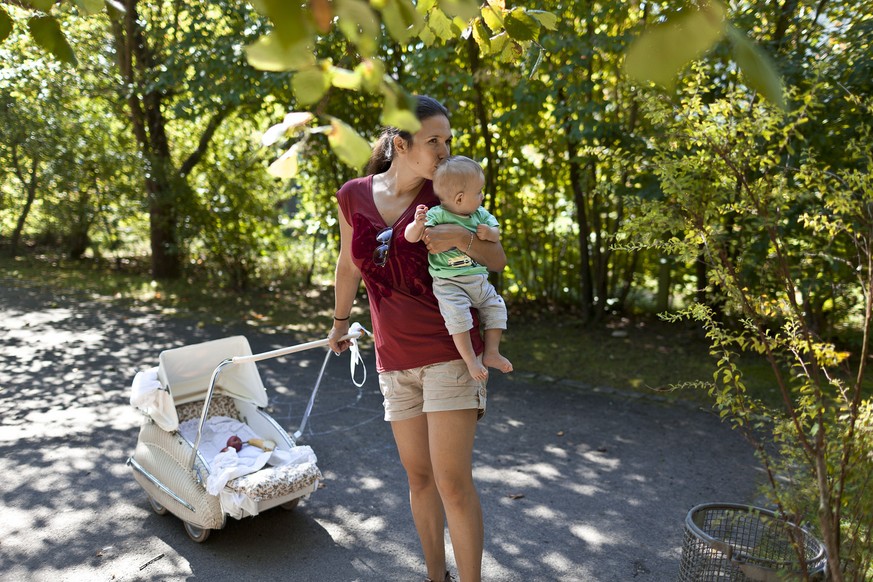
top-left (414, 204), bottom-right (429, 223)
top-left (477, 224), bottom-right (499, 241)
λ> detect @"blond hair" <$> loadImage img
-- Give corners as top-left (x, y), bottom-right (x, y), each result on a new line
top-left (432, 156), bottom-right (484, 201)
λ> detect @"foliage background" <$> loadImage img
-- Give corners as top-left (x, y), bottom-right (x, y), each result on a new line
top-left (2, 0), bottom-right (872, 578)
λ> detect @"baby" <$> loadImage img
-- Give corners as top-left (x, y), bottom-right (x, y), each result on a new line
top-left (405, 155), bottom-right (513, 380)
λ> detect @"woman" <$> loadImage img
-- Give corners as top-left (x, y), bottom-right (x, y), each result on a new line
top-left (327, 95), bottom-right (506, 582)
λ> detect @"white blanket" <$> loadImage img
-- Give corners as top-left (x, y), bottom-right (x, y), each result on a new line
top-left (130, 367), bottom-right (177, 431)
top-left (178, 416), bottom-right (316, 496)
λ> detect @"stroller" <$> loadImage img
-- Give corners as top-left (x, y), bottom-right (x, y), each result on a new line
top-left (126, 324), bottom-right (368, 542)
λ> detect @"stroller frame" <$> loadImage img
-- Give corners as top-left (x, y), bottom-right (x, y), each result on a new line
top-left (127, 325), bottom-right (367, 542)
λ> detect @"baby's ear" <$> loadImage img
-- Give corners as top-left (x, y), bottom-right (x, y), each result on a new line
top-left (454, 191), bottom-right (465, 205)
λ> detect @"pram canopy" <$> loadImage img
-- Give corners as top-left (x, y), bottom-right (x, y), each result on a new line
top-left (156, 335), bottom-right (268, 430)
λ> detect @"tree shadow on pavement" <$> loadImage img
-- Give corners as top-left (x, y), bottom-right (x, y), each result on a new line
top-left (0, 279), bottom-right (761, 581)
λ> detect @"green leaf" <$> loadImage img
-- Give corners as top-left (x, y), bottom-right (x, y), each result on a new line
top-left (250, 0), bottom-right (308, 47)
top-left (472, 19), bottom-right (491, 54)
top-left (261, 112), bottom-right (314, 147)
top-left (74, 0), bottom-right (105, 15)
top-left (427, 8), bottom-right (455, 42)
top-left (0, 8), bottom-right (12, 44)
top-left (500, 39), bottom-right (523, 63)
top-left (328, 117), bottom-right (372, 170)
top-left (27, 0), bottom-right (55, 11)
top-left (27, 16), bottom-right (77, 66)
top-left (481, 5), bottom-right (504, 32)
top-left (726, 26), bottom-right (786, 110)
top-left (528, 45), bottom-right (544, 77)
top-left (335, 0), bottom-right (380, 57)
top-left (330, 66), bottom-right (362, 91)
top-left (268, 142), bottom-right (302, 179)
top-left (380, 83), bottom-right (421, 133)
top-left (504, 8), bottom-right (539, 42)
top-left (623, 2), bottom-right (726, 90)
top-left (417, 0), bottom-right (437, 14)
top-left (528, 10), bottom-right (558, 31)
top-left (489, 31), bottom-right (508, 55)
top-left (245, 32), bottom-right (314, 72)
top-left (438, 0), bottom-right (479, 21)
top-left (381, 0), bottom-right (421, 43)
top-left (356, 59), bottom-right (385, 92)
top-left (293, 67), bottom-right (330, 105)
top-left (419, 24), bottom-right (436, 46)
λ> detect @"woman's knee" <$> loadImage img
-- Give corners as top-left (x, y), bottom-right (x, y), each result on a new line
top-left (404, 465), bottom-right (437, 493)
top-left (434, 472), bottom-right (476, 507)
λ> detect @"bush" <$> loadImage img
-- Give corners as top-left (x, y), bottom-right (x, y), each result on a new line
top-left (620, 81), bottom-right (873, 581)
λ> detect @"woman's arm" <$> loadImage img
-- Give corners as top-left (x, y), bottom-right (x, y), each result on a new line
top-left (425, 223), bottom-right (507, 272)
top-left (328, 208), bottom-right (363, 354)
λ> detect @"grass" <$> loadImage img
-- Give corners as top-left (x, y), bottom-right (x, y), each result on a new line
top-left (0, 252), bottom-right (785, 407)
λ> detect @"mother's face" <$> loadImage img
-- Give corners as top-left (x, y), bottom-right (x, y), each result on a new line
top-left (404, 114), bottom-right (452, 180)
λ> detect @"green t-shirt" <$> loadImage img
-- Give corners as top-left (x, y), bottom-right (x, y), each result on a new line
top-left (424, 205), bottom-right (499, 278)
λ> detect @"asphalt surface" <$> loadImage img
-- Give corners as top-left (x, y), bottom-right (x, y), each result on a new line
top-left (0, 278), bottom-right (763, 581)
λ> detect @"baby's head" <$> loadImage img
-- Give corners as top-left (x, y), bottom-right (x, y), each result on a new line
top-left (432, 156), bottom-right (485, 216)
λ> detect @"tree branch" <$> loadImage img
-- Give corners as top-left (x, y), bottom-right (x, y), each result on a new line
top-left (179, 106), bottom-right (233, 178)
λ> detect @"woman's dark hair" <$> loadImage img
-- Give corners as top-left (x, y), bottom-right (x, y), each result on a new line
top-left (366, 95), bottom-right (450, 175)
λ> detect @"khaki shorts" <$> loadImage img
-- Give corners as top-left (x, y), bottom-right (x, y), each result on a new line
top-left (378, 358), bottom-right (487, 422)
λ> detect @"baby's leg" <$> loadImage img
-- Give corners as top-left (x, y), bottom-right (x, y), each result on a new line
top-left (474, 283), bottom-right (512, 373)
top-left (433, 278), bottom-right (486, 380)
top-left (452, 332), bottom-right (488, 381)
top-left (482, 328), bottom-right (513, 373)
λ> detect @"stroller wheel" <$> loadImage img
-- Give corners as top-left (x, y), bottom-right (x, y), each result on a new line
top-left (183, 521), bottom-right (211, 543)
top-left (280, 498), bottom-right (301, 511)
top-left (147, 495), bottom-right (168, 516)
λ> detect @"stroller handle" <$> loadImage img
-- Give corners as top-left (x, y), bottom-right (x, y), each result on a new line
top-left (230, 325), bottom-right (368, 365)
top-left (189, 323), bottom-right (369, 472)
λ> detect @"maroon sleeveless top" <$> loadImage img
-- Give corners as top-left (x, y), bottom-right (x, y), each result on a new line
top-left (337, 175), bottom-right (483, 372)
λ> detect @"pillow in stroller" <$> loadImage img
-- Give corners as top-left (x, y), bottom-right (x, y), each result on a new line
top-left (175, 394), bottom-right (241, 423)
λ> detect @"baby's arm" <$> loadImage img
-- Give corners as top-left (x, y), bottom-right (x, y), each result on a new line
top-left (477, 224), bottom-right (500, 243)
top-left (404, 204), bottom-right (430, 243)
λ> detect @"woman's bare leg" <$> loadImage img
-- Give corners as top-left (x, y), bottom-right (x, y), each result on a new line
top-left (391, 415), bottom-right (448, 581)
top-left (428, 408), bottom-right (483, 582)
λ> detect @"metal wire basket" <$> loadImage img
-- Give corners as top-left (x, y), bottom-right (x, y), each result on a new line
top-left (677, 503), bottom-right (828, 581)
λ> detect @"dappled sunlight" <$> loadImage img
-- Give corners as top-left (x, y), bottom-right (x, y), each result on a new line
top-left (521, 503), bottom-right (561, 520)
top-left (1, 279), bottom-right (762, 580)
top-left (473, 380), bottom-right (762, 580)
top-left (0, 280), bottom-right (392, 580)
top-left (353, 475), bottom-right (385, 491)
top-left (565, 482), bottom-right (603, 496)
top-left (543, 443), bottom-right (569, 458)
top-left (475, 465), bottom-right (543, 488)
top-left (580, 449), bottom-right (621, 470)
top-left (318, 506), bottom-right (389, 544)
top-left (571, 524), bottom-right (616, 550)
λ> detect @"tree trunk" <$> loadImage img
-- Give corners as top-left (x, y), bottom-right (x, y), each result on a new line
top-left (110, 0), bottom-right (228, 280)
top-left (466, 36), bottom-right (497, 215)
top-left (9, 147), bottom-right (39, 258)
top-left (772, 0), bottom-right (800, 50)
top-left (466, 35), bottom-right (502, 294)
top-left (657, 255), bottom-right (672, 313)
top-left (112, 0), bottom-right (182, 280)
top-left (695, 246), bottom-right (708, 306)
top-left (567, 140), bottom-right (595, 321)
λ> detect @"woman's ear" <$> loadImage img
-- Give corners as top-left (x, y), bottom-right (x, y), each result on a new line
top-left (393, 135), bottom-right (408, 155)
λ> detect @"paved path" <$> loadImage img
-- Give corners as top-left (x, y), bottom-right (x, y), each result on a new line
top-left (0, 278), bottom-right (762, 581)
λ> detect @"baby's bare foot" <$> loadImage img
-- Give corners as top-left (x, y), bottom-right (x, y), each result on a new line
top-left (467, 362), bottom-right (489, 381)
top-left (483, 353), bottom-right (513, 373)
